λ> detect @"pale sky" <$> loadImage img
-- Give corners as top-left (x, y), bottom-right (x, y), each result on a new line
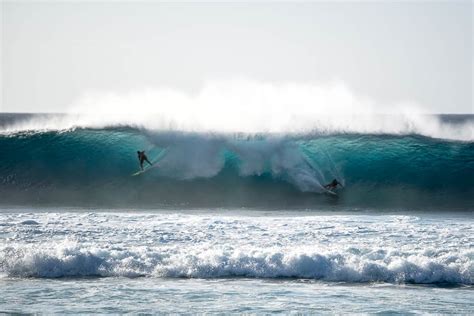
top-left (1, 1), bottom-right (473, 113)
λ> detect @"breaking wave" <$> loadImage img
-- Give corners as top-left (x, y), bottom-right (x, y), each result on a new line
top-left (0, 120), bottom-right (473, 209)
top-left (1, 80), bottom-right (473, 141)
top-left (1, 241), bottom-right (472, 284)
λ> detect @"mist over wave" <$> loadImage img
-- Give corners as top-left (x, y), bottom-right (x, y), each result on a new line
top-left (1, 80), bottom-right (472, 141)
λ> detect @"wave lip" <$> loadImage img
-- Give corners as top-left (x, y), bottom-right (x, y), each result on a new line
top-left (1, 112), bottom-right (473, 141)
top-left (6, 79), bottom-right (470, 142)
top-left (1, 243), bottom-right (472, 285)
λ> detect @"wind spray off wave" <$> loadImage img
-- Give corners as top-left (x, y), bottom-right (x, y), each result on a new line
top-left (1, 80), bottom-right (473, 140)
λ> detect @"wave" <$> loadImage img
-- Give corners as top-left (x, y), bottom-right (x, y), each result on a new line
top-left (1, 112), bottom-right (473, 141)
top-left (1, 241), bottom-right (472, 284)
top-left (1, 78), bottom-right (473, 142)
top-left (0, 123), bottom-right (473, 209)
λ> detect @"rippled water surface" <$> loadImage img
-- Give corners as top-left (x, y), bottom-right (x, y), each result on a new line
top-left (2, 278), bottom-right (473, 314)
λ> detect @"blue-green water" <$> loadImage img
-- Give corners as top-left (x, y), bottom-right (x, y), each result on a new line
top-left (1, 121), bottom-right (472, 210)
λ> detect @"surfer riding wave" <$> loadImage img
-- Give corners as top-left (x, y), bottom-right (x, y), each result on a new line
top-left (137, 150), bottom-right (153, 170)
top-left (324, 179), bottom-right (342, 191)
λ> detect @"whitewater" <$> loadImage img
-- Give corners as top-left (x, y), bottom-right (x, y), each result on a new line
top-left (1, 108), bottom-right (473, 313)
top-left (1, 211), bottom-right (473, 313)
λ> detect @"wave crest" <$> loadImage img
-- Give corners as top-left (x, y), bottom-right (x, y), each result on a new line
top-left (1, 80), bottom-right (473, 140)
top-left (1, 242), bottom-right (472, 284)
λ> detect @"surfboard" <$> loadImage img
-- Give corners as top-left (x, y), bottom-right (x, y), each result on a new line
top-left (324, 189), bottom-right (337, 196)
top-left (131, 148), bottom-right (168, 176)
top-left (323, 182), bottom-right (343, 196)
top-left (131, 169), bottom-right (147, 176)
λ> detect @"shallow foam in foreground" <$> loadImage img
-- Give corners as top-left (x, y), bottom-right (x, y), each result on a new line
top-left (1, 212), bottom-right (472, 284)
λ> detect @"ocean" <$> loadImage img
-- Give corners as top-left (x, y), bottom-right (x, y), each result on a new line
top-left (0, 113), bottom-right (473, 313)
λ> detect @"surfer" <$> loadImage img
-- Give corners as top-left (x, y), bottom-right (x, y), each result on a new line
top-left (137, 150), bottom-right (153, 170)
top-left (324, 179), bottom-right (342, 191)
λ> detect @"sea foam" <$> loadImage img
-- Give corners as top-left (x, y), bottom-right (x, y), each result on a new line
top-left (1, 242), bottom-right (472, 284)
top-left (1, 213), bottom-right (472, 284)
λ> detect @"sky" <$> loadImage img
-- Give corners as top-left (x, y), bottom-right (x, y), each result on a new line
top-left (1, 1), bottom-right (472, 114)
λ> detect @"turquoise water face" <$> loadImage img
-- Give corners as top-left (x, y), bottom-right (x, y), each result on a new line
top-left (0, 210), bottom-right (472, 313)
top-left (1, 129), bottom-right (473, 210)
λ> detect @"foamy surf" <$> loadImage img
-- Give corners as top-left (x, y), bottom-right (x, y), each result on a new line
top-left (1, 212), bottom-right (472, 284)
top-left (3, 241), bottom-right (472, 284)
